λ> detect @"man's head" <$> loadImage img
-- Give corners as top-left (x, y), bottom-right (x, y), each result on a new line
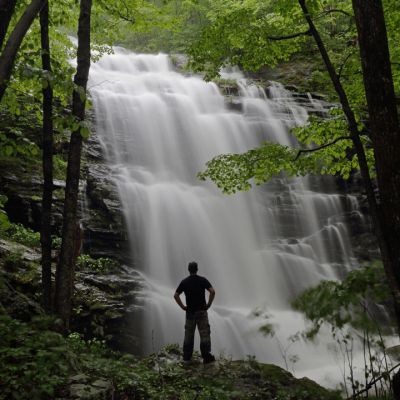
top-left (188, 261), bottom-right (198, 274)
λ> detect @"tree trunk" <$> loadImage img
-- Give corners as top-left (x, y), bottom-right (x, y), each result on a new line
top-left (40, 1), bottom-right (53, 313)
top-left (55, 0), bottom-right (92, 330)
top-left (0, 0), bottom-right (17, 50)
top-left (0, 0), bottom-right (46, 102)
top-left (298, 0), bottom-right (400, 332)
top-left (351, 6), bottom-right (400, 395)
top-left (351, 0), bottom-right (400, 302)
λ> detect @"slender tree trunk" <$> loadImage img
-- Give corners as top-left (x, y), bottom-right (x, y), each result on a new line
top-left (298, 0), bottom-right (400, 332)
top-left (55, 0), bottom-right (92, 330)
top-left (0, 0), bottom-right (17, 50)
top-left (40, 1), bottom-right (53, 313)
top-left (0, 0), bottom-right (46, 102)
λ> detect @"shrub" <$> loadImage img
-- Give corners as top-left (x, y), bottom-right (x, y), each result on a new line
top-left (7, 224), bottom-right (40, 248)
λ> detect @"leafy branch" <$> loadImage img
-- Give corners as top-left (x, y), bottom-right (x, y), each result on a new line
top-left (267, 29), bottom-right (311, 41)
top-left (294, 135), bottom-right (355, 160)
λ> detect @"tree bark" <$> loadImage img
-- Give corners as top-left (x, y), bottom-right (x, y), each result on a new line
top-left (298, 0), bottom-right (400, 332)
top-left (55, 0), bottom-right (92, 330)
top-left (0, 0), bottom-right (46, 102)
top-left (40, 1), bottom-right (53, 313)
top-left (351, 0), bottom-right (400, 299)
top-left (0, 0), bottom-right (17, 50)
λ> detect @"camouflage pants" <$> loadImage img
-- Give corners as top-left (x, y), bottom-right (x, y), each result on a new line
top-left (183, 310), bottom-right (211, 361)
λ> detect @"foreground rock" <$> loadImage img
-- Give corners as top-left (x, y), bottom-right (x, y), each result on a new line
top-left (72, 263), bottom-right (145, 354)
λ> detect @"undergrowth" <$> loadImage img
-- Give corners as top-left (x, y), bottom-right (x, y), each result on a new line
top-left (0, 314), bottom-right (341, 400)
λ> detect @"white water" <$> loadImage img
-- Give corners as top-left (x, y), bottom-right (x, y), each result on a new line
top-left (89, 49), bottom-right (363, 387)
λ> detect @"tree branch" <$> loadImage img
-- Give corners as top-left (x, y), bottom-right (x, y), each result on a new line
top-left (101, 1), bottom-right (135, 24)
top-left (294, 135), bottom-right (355, 160)
top-left (267, 29), bottom-right (311, 41)
top-left (338, 51), bottom-right (356, 80)
top-left (346, 362), bottom-right (400, 399)
top-left (316, 8), bottom-right (354, 19)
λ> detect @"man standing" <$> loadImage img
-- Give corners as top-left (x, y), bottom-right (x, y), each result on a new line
top-left (174, 261), bottom-right (216, 364)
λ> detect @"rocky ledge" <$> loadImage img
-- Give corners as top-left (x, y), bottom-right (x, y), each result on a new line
top-left (0, 239), bottom-right (144, 354)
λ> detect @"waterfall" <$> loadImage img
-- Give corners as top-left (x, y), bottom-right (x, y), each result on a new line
top-left (89, 49), bottom-right (362, 387)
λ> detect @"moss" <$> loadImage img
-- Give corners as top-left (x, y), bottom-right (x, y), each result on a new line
top-left (258, 363), bottom-right (294, 383)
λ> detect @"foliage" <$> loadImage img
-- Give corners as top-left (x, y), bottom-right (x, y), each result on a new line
top-left (0, 313), bottom-right (341, 400)
top-left (188, 0), bottom-right (309, 80)
top-left (77, 254), bottom-right (120, 273)
top-left (0, 195), bottom-right (11, 232)
top-left (0, 127), bottom-right (39, 159)
top-left (6, 224), bottom-right (41, 248)
top-left (191, 0), bottom-right (398, 193)
top-left (197, 111), bottom-right (374, 194)
top-left (114, 0), bottom-right (211, 53)
top-left (292, 263), bottom-right (394, 398)
top-left (292, 262), bottom-right (390, 336)
top-left (0, 315), bottom-right (71, 400)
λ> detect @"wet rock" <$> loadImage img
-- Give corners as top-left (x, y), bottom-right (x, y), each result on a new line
top-left (82, 270), bottom-right (141, 295)
top-left (82, 134), bottom-right (131, 263)
top-left (69, 374), bottom-right (90, 384)
top-left (0, 163), bottom-right (65, 233)
top-left (71, 266), bottom-right (144, 354)
top-left (225, 97), bottom-right (243, 112)
top-left (0, 239), bottom-right (41, 262)
top-left (170, 53), bottom-right (188, 71)
top-left (84, 134), bottom-right (104, 161)
top-left (0, 240), bottom-right (44, 320)
top-left (69, 380), bottom-right (112, 400)
top-left (218, 82), bottom-right (240, 97)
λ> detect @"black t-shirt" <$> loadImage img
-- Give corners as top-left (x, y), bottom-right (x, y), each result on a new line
top-left (176, 274), bottom-right (212, 313)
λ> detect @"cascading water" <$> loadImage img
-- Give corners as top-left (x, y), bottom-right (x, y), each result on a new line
top-left (89, 48), bottom-right (363, 387)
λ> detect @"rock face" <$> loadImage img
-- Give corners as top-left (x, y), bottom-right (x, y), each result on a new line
top-left (72, 263), bottom-right (145, 354)
top-left (68, 375), bottom-right (113, 400)
top-left (0, 237), bottom-right (145, 354)
top-left (0, 161), bottom-right (65, 234)
top-left (0, 240), bottom-right (44, 320)
top-left (82, 132), bottom-right (131, 264)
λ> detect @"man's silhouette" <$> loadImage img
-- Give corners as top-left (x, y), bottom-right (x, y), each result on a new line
top-left (174, 261), bottom-right (216, 364)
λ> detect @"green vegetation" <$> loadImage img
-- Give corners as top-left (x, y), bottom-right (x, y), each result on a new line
top-left (6, 224), bottom-right (41, 247)
top-left (293, 262), bottom-right (389, 335)
top-left (292, 263), bottom-right (394, 398)
top-left (0, 314), bottom-right (341, 400)
top-left (197, 123), bottom-right (372, 194)
top-left (0, 195), bottom-right (10, 232)
top-left (77, 254), bottom-right (120, 274)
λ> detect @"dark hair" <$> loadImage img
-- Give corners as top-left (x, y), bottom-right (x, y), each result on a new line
top-left (188, 261), bottom-right (198, 273)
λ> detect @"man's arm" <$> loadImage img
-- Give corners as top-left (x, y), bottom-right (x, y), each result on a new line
top-left (206, 287), bottom-right (215, 310)
top-left (174, 292), bottom-right (187, 311)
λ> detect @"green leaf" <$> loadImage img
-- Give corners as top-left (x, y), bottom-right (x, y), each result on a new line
top-left (80, 126), bottom-right (90, 139)
top-left (4, 145), bottom-right (14, 156)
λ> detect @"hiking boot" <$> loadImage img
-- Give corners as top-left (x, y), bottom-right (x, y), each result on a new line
top-left (203, 354), bottom-right (215, 364)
